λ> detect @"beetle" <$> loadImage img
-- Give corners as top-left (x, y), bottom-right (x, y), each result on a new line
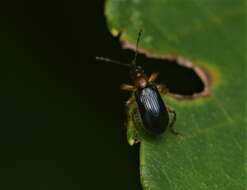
top-left (96, 30), bottom-right (179, 136)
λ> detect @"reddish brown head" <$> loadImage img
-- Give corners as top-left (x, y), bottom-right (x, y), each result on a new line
top-left (130, 65), bottom-right (148, 89)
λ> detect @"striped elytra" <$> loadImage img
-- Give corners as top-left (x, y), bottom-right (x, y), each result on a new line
top-left (135, 84), bottom-right (169, 134)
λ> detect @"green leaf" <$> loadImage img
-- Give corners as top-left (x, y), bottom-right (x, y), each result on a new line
top-left (105, 0), bottom-right (246, 190)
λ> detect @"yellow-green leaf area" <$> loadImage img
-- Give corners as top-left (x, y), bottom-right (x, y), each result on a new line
top-left (105, 0), bottom-right (246, 190)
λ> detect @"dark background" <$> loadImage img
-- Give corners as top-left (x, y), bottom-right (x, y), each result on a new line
top-left (0, 1), bottom-right (203, 189)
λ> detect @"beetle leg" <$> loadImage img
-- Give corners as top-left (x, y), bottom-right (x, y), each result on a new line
top-left (167, 107), bottom-right (181, 135)
top-left (148, 72), bottom-right (159, 83)
top-left (126, 95), bottom-right (135, 107)
top-left (121, 83), bottom-right (136, 91)
top-left (121, 84), bottom-right (136, 107)
top-left (157, 84), bottom-right (169, 95)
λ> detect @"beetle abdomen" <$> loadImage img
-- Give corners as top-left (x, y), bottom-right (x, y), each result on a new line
top-left (135, 85), bottom-right (169, 134)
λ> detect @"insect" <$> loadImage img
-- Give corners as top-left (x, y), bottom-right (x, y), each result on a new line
top-left (96, 30), bottom-right (179, 136)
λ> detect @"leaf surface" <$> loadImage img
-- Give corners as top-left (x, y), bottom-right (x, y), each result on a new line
top-left (105, 0), bottom-right (246, 190)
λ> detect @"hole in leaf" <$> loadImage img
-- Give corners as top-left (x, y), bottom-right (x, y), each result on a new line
top-left (123, 49), bottom-right (209, 98)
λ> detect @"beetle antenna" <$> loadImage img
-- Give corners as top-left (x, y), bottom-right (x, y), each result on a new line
top-left (132, 29), bottom-right (143, 65)
top-left (95, 56), bottom-right (131, 68)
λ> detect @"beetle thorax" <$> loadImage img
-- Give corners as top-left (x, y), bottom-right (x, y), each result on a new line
top-left (135, 77), bottom-right (148, 88)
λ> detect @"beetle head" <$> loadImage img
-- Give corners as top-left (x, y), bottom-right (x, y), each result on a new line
top-left (130, 65), bottom-right (145, 79)
top-left (130, 65), bottom-right (148, 88)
